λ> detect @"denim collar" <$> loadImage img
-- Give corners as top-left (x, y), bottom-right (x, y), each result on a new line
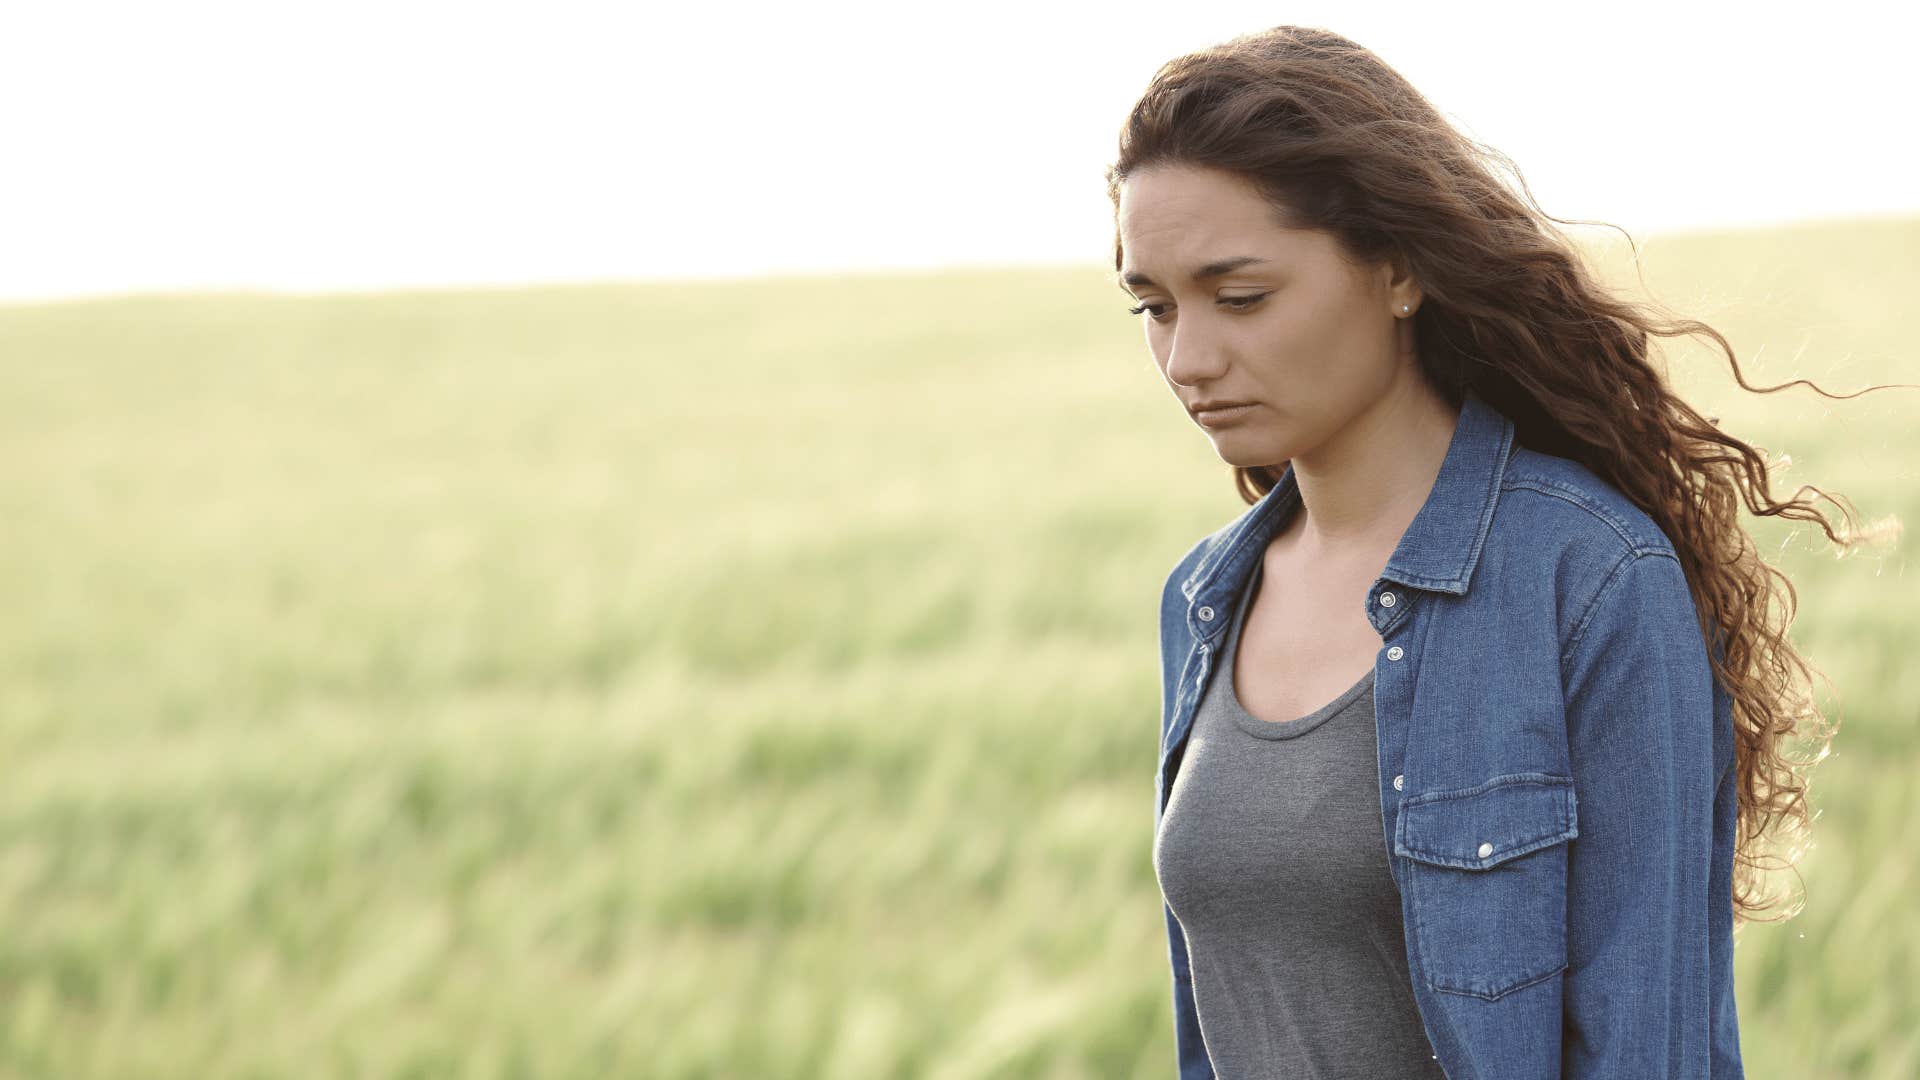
top-left (1178, 389), bottom-right (1517, 632)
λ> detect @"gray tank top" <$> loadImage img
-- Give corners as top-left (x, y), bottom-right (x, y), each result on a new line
top-left (1153, 560), bottom-right (1446, 1079)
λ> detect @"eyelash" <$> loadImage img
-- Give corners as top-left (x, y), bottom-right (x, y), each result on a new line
top-left (1127, 293), bottom-right (1270, 320)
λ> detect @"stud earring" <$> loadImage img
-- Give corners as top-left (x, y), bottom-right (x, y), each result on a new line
top-left (1400, 304), bottom-right (1411, 315)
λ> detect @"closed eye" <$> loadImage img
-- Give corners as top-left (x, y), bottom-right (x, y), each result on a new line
top-left (1127, 293), bottom-right (1270, 321)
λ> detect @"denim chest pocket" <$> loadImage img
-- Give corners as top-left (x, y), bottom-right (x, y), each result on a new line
top-left (1393, 772), bottom-right (1579, 1000)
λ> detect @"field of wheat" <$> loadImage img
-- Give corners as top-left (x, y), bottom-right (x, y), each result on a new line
top-left (1, 215), bottom-right (1915, 1078)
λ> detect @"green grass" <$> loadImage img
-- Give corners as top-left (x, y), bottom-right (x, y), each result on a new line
top-left (1, 215), bottom-right (1916, 1078)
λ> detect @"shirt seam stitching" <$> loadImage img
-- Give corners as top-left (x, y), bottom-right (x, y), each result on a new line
top-left (1502, 476), bottom-right (1669, 555)
top-left (1562, 547), bottom-right (1683, 667)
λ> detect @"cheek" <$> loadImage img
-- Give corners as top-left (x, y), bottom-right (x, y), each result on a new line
top-left (1231, 311), bottom-right (1320, 372)
top-left (1266, 300), bottom-right (1369, 368)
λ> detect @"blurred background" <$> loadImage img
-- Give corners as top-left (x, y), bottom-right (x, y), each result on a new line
top-left (2, 1), bottom-right (1915, 1077)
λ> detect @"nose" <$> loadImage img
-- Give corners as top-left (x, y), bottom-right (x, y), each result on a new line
top-left (1163, 319), bottom-right (1226, 387)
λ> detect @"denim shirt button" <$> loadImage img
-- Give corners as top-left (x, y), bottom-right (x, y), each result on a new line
top-left (1197, 606), bottom-right (1215, 622)
top-left (1393, 774), bottom-right (1404, 791)
top-left (1386, 646), bottom-right (1405, 661)
top-left (1477, 841), bottom-right (1494, 857)
top-left (1379, 591), bottom-right (1397, 608)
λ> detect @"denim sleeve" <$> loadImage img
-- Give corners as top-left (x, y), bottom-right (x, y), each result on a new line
top-left (1558, 550), bottom-right (1739, 1076)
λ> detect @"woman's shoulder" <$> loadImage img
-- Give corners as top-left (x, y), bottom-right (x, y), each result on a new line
top-left (1481, 446), bottom-right (1697, 640)
top-left (1497, 445), bottom-right (1679, 562)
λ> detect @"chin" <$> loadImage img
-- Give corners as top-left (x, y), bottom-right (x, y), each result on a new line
top-left (1212, 440), bottom-right (1287, 471)
top-left (1202, 425), bottom-right (1288, 468)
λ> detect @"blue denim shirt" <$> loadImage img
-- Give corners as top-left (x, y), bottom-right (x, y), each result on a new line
top-left (1155, 390), bottom-right (1744, 1078)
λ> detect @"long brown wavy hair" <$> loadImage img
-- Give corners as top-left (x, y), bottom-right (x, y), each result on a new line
top-left (1105, 25), bottom-right (1914, 928)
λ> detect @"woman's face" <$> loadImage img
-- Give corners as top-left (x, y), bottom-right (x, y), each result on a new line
top-left (1116, 163), bottom-right (1420, 469)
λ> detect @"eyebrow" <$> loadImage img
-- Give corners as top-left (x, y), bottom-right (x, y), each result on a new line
top-left (1118, 255), bottom-right (1272, 291)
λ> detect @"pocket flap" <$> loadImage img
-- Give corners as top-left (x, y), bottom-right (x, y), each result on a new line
top-left (1393, 772), bottom-right (1578, 870)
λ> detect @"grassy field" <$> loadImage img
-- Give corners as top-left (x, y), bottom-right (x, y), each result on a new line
top-left (1, 215), bottom-right (1916, 1078)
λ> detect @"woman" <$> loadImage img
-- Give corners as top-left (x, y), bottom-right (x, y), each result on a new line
top-left (1110, 26), bottom-right (1878, 1080)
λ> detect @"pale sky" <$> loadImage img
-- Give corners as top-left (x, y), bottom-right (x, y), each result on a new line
top-left (2, 0), bottom-right (1915, 303)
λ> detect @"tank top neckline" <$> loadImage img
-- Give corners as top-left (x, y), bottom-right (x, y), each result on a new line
top-left (1220, 559), bottom-right (1375, 741)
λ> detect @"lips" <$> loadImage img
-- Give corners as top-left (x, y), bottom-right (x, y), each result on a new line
top-left (1191, 402), bottom-right (1257, 427)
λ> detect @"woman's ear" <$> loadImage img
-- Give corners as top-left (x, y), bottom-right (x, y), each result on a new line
top-left (1377, 249), bottom-right (1421, 315)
